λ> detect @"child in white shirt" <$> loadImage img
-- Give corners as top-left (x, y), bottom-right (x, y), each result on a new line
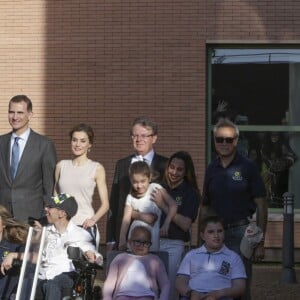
top-left (119, 161), bottom-right (177, 251)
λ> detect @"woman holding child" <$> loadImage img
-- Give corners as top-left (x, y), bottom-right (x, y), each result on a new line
top-left (118, 161), bottom-right (177, 252)
top-left (152, 151), bottom-right (201, 300)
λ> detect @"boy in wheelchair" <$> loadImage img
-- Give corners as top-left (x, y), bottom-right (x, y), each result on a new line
top-left (175, 216), bottom-right (246, 300)
top-left (1, 194), bottom-right (103, 300)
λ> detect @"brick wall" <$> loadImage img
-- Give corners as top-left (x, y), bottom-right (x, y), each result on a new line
top-left (0, 0), bottom-right (300, 247)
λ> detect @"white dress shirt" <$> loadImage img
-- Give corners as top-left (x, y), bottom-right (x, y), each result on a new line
top-left (10, 128), bottom-right (31, 163)
top-left (39, 221), bottom-right (100, 280)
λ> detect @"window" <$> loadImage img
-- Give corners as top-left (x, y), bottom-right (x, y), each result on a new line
top-left (208, 47), bottom-right (300, 209)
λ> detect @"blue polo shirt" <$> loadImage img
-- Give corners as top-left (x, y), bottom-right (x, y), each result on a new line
top-left (160, 180), bottom-right (200, 242)
top-left (203, 153), bottom-right (266, 224)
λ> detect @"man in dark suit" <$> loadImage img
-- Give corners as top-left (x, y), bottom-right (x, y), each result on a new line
top-left (106, 116), bottom-right (168, 249)
top-left (0, 95), bottom-right (57, 222)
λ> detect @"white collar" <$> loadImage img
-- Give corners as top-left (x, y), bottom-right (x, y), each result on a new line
top-left (12, 128), bottom-right (31, 142)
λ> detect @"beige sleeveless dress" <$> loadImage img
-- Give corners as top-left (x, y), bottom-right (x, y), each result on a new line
top-left (57, 159), bottom-right (100, 244)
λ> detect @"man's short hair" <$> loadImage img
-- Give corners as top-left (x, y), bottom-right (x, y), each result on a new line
top-left (9, 95), bottom-right (33, 112)
top-left (199, 216), bottom-right (224, 233)
top-left (213, 118), bottom-right (239, 138)
top-left (130, 116), bottom-right (158, 136)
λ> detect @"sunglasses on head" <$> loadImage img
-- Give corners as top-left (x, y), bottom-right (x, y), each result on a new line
top-left (215, 136), bottom-right (236, 144)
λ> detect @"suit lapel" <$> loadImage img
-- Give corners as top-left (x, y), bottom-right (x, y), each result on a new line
top-left (14, 130), bottom-right (36, 179)
top-left (2, 134), bottom-right (13, 182)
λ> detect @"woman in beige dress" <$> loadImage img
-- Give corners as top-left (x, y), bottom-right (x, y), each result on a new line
top-left (54, 123), bottom-right (109, 246)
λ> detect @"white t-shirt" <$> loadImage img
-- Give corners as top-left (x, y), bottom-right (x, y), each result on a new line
top-left (117, 255), bottom-right (156, 298)
top-left (126, 183), bottom-right (162, 251)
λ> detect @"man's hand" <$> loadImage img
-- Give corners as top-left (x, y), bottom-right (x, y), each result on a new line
top-left (84, 250), bottom-right (96, 263)
top-left (216, 100), bottom-right (228, 112)
top-left (84, 250), bottom-right (103, 265)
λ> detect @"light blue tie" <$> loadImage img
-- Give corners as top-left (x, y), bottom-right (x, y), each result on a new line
top-left (11, 137), bottom-right (20, 179)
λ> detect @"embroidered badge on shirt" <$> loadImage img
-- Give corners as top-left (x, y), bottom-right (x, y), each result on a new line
top-left (175, 196), bottom-right (183, 205)
top-left (232, 171), bottom-right (243, 181)
top-left (1, 250), bottom-right (9, 262)
top-left (218, 260), bottom-right (230, 275)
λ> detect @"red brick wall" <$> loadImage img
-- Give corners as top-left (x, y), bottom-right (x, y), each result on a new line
top-left (0, 0), bottom-right (300, 246)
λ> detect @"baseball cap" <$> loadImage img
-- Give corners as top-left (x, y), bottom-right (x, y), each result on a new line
top-left (46, 193), bottom-right (78, 218)
top-left (240, 223), bottom-right (263, 259)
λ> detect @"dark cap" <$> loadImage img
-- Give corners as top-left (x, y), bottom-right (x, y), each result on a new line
top-left (46, 193), bottom-right (78, 218)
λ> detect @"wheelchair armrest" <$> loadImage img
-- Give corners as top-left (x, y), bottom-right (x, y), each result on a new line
top-left (72, 259), bottom-right (103, 271)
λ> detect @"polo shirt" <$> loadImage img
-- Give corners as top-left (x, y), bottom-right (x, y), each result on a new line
top-left (160, 180), bottom-right (200, 241)
top-left (177, 244), bottom-right (246, 296)
top-left (203, 152), bottom-right (266, 224)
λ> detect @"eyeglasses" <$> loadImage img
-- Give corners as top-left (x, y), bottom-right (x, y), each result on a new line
top-left (131, 134), bottom-right (154, 140)
top-left (131, 239), bottom-right (152, 248)
top-left (215, 136), bottom-right (236, 144)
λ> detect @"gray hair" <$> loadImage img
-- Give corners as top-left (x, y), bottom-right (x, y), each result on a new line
top-left (213, 118), bottom-right (239, 137)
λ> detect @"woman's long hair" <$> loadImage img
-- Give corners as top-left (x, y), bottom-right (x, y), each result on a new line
top-left (164, 151), bottom-right (199, 191)
top-left (0, 205), bottom-right (28, 244)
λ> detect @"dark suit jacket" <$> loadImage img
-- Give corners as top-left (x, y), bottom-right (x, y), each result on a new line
top-left (0, 129), bottom-right (57, 221)
top-left (106, 152), bottom-right (168, 244)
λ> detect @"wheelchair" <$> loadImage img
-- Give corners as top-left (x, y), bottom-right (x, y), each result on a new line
top-left (62, 246), bottom-right (102, 300)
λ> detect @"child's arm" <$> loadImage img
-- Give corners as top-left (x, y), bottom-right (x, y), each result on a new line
top-left (157, 188), bottom-right (177, 236)
top-left (131, 210), bottom-right (158, 226)
top-left (118, 205), bottom-right (133, 250)
top-left (152, 188), bottom-right (195, 232)
top-left (155, 257), bottom-right (170, 300)
top-left (175, 274), bottom-right (192, 299)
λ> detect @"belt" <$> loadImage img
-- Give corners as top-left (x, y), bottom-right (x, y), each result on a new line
top-left (224, 219), bottom-right (249, 230)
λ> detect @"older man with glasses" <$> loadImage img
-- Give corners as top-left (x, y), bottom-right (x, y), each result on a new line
top-left (200, 118), bottom-right (268, 300)
top-left (106, 116), bottom-right (168, 251)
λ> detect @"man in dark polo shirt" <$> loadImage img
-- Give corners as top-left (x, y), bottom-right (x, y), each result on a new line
top-left (201, 118), bottom-right (268, 300)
